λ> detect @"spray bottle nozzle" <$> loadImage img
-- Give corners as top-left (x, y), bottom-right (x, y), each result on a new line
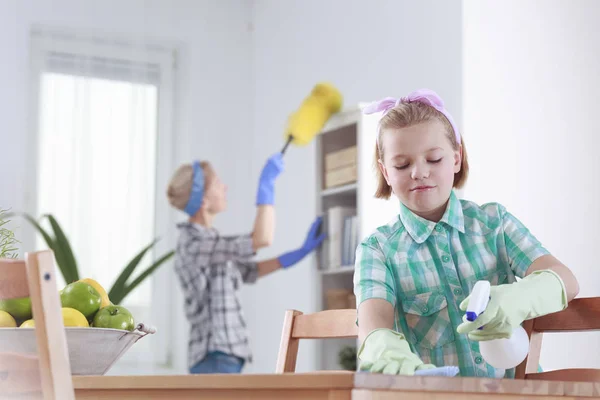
top-left (465, 280), bottom-right (491, 323)
top-left (465, 311), bottom-right (478, 322)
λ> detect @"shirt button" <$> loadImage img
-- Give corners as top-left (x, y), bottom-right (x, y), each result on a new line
top-left (422, 306), bottom-right (429, 313)
top-left (435, 225), bottom-right (443, 232)
top-left (475, 356), bottom-right (483, 364)
top-left (442, 255), bottom-right (450, 263)
top-left (454, 288), bottom-right (462, 295)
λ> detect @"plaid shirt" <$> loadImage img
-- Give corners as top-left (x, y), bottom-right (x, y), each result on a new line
top-left (354, 190), bottom-right (549, 378)
top-left (174, 222), bottom-right (258, 369)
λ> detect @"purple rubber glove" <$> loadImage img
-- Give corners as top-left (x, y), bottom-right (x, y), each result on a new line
top-left (256, 153), bottom-right (284, 205)
top-left (278, 216), bottom-right (326, 268)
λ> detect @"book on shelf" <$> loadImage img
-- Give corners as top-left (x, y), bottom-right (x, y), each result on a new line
top-left (341, 215), bottom-right (359, 267)
top-left (320, 206), bottom-right (359, 271)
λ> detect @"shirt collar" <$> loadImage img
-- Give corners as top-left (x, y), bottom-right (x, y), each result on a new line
top-left (177, 221), bottom-right (218, 238)
top-left (399, 190), bottom-right (465, 243)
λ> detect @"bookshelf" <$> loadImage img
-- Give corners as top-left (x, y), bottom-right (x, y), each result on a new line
top-left (314, 105), bottom-right (400, 370)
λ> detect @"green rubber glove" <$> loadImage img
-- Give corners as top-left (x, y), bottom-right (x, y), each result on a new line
top-left (357, 328), bottom-right (436, 375)
top-left (457, 270), bottom-right (567, 341)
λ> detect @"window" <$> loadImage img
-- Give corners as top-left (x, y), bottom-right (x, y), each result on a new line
top-left (37, 73), bottom-right (158, 303)
top-left (29, 29), bottom-right (176, 371)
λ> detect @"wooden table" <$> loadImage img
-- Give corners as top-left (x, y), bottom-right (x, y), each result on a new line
top-left (353, 372), bottom-right (600, 399)
top-left (73, 372), bottom-right (600, 400)
top-left (74, 372), bottom-right (353, 399)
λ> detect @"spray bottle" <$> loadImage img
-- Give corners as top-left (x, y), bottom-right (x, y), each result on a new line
top-left (466, 280), bottom-right (530, 369)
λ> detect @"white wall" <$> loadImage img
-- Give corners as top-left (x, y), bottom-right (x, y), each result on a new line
top-left (247, 0), bottom-right (463, 373)
top-left (0, 0), bottom-right (253, 374)
top-left (3, 0), bottom-right (593, 376)
top-left (0, 0), bottom-right (464, 375)
top-left (463, 0), bottom-right (600, 370)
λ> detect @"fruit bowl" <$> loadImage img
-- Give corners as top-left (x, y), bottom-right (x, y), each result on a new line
top-left (0, 323), bottom-right (156, 375)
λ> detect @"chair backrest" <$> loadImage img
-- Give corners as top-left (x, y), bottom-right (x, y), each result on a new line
top-left (275, 309), bottom-right (358, 373)
top-left (281, 300), bottom-right (600, 379)
top-left (0, 251), bottom-right (75, 399)
top-left (515, 297), bottom-right (600, 381)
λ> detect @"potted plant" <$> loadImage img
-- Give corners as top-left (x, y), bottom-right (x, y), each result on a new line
top-left (14, 212), bottom-right (174, 305)
top-left (338, 345), bottom-right (357, 371)
top-left (0, 209), bottom-right (18, 258)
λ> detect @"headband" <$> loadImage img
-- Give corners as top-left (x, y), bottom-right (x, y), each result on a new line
top-left (184, 161), bottom-right (204, 216)
top-left (362, 88), bottom-right (461, 145)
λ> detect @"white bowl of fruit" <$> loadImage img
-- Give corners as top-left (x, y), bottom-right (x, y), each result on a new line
top-left (0, 278), bottom-right (155, 375)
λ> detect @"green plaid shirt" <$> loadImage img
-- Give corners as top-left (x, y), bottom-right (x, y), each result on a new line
top-left (354, 190), bottom-right (548, 378)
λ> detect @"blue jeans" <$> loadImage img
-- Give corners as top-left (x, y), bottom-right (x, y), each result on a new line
top-left (189, 351), bottom-right (245, 374)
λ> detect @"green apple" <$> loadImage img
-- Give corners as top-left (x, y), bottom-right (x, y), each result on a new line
top-left (0, 297), bottom-right (32, 320)
top-left (92, 305), bottom-right (135, 331)
top-left (60, 282), bottom-right (101, 319)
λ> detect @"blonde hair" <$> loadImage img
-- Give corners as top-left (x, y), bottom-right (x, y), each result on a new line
top-left (167, 161), bottom-right (213, 211)
top-left (374, 102), bottom-right (469, 199)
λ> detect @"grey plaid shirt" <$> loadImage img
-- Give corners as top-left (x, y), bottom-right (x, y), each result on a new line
top-left (174, 222), bottom-right (259, 369)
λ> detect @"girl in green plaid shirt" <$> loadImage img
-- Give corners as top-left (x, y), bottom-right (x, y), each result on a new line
top-left (353, 89), bottom-right (579, 378)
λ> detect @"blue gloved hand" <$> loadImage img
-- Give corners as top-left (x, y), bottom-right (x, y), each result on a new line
top-left (256, 153), bottom-right (284, 205)
top-left (278, 216), bottom-right (326, 268)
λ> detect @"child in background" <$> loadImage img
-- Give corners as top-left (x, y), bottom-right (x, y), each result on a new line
top-left (353, 89), bottom-right (579, 378)
top-left (168, 153), bottom-right (324, 374)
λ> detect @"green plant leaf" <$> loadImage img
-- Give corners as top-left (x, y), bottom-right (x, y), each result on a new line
top-left (108, 239), bottom-right (158, 301)
top-left (10, 212), bottom-right (75, 283)
top-left (110, 250), bottom-right (174, 305)
top-left (0, 209), bottom-right (19, 259)
top-left (7, 212), bottom-right (54, 249)
top-left (42, 214), bottom-right (79, 283)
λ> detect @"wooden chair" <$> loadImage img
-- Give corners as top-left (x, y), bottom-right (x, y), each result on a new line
top-left (515, 297), bottom-right (600, 382)
top-left (0, 250), bottom-right (75, 399)
top-left (275, 309), bottom-right (358, 373)
top-left (280, 301), bottom-right (600, 380)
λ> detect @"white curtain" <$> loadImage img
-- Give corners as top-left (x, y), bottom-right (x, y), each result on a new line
top-left (37, 72), bottom-right (158, 305)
